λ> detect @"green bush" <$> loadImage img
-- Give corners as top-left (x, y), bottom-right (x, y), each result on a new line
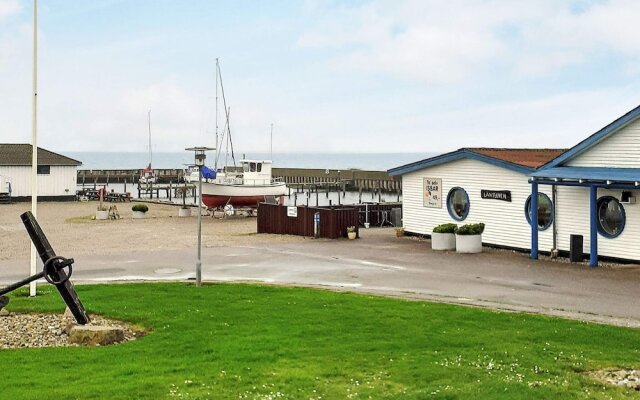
top-left (432, 223), bottom-right (457, 234)
top-left (132, 204), bottom-right (149, 213)
top-left (456, 223), bottom-right (485, 235)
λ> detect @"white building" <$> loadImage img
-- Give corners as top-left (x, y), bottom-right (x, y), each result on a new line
top-left (0, 144), bottom-right (81, 201)
top-left (388, 148), bottom-right (564, 252)
top-left (390, 105), bottom-right (640, 266)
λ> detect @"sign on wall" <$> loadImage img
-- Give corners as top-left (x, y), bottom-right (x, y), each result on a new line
top-left (423, 178), bottom-right (442, 208)
top-left (287, 206), bottom-right (298, 217)
top-left (481, 190), bottom-right (512, 202)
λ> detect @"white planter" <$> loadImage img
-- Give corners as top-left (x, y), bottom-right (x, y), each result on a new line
top-left (431, 232), bottom-right (456, 251)
top-left (348, 231), bottom-right (357, 240)
top-left (455, 234), bottom-right (482, 253)
top-left (95, 210), bottom-right (109, 220)
top-left (132, 211), bottom-right (146, 219)
top-left (178, 207), bottom-right (191, 217)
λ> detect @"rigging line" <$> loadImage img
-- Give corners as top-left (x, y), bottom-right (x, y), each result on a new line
top-left (217, 62), bottom-right (236, 167)
top-left (216, 110), bottom-right (230, 167)
top-left (226, 106), bottom-right (236, 167)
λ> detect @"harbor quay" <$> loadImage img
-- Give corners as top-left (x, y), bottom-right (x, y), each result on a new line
top-left (76, 167), bottom-right (402, 193)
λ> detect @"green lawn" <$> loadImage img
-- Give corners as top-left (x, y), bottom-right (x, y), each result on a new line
top-left (1, 283), bottom-right (639, 399)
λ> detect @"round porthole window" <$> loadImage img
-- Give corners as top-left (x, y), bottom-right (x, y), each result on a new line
top-left (597, 196), bottom-right (625, 238)
top-left (447, 187), bottom-right (469, 221)
top-left (525, 193), bottom-right (554, 231)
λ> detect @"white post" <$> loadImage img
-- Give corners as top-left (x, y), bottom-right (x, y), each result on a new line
top-left (29, 0), bottom-right (38, 297)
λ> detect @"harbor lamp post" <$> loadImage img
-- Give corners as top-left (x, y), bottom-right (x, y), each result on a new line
top-left (185, 147), bottom-right (214, 287)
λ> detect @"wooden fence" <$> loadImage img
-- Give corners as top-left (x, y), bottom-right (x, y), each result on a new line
top-left (257, 203), bottom-right (359, 239)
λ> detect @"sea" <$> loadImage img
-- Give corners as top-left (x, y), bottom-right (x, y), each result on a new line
top-left (66, 152), bottom-right (437, 171)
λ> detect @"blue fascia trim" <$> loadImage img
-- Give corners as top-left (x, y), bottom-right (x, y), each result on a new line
top-left (543, 104), bottom-right (640, 169)
top-left (530, 166), bottom-right (640, 182)
top-left (388, 149), bottom-right (534, 176)
top-left (531, 179), bottom-right (639, 190)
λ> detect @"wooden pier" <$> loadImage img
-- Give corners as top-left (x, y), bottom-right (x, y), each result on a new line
top-left (76, 167), bottom-right (402, 194)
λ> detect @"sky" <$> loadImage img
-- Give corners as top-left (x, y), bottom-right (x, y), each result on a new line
top-left (2, 0), bottom-right (640, 154)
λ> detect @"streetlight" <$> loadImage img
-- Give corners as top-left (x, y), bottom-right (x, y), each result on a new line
top-left (185, 146), bottom-right (215, 287)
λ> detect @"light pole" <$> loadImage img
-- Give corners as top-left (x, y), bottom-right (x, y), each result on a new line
top-left (185, 147), bottom-right (214, 287)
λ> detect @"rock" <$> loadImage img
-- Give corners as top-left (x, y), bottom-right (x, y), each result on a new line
top-left (68, 325), bottom-right (125, 346)
top-left (61, 307), bottom-right (76, 334)
top-left (0, 309), bottom-right (9, 317)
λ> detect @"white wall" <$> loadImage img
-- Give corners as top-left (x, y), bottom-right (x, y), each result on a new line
top-left (401, 158), bottom-right (554, 251)
top-left (568, 117), bottom-right (640, 167)
top-left (555, 186), bottom-right (640, 260)
top-left (0, 166), bottom-right (77, 197)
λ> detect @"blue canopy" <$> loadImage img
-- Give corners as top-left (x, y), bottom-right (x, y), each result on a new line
top-left (202, 166), bottom-right (217, 179)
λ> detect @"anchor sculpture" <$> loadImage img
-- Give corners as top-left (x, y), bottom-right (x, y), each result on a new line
top-left (0, 211), bottom-right (89, 325)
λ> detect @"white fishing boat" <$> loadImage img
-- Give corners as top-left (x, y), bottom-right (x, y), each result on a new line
top-left (199, 59), bottom-right (286, 210)
top-left (201, 160), bottom-right (285, 209)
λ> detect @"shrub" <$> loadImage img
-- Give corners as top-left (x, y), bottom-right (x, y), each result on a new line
top-left (347, 226), bottom-right (356, 233)
top-left (456, 223), bottom-right (485, 235)
top-left (132, 204), bottom-right (149, 213)
top-left (433, 223), bottom-right (457, 234)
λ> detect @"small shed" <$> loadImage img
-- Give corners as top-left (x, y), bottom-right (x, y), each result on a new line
top-left (0, 144), bottom-right (81, 201)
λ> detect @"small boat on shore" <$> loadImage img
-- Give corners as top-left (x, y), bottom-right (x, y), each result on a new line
top-left (199, 59), bottom-right (286, 210)
top-left (201, 159), bottom-right (285, 208)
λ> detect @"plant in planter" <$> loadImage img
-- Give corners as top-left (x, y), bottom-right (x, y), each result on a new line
top-left (455, 223), bottom-right (485, 253)
top-left (132, 204), bottom-right (149, 219)
top-left (95, 189), bottom-right (109, 220)
top-left (347, 226), bottom-right (357, 240)
top-left (178, 186), bottom-right (191, 217)
top-left (431, 223), bottom-right (457, 250)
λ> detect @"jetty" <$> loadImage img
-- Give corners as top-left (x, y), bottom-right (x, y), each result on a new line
top-left (76, 167), bottom-right (402, 193)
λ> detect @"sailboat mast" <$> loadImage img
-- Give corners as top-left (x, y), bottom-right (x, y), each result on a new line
top-left (215, 58), bottom-right (219, 169)
top-left (148, 109), bottom-right (152, 168)
top-left (270, 123), bottom-right (273, 161)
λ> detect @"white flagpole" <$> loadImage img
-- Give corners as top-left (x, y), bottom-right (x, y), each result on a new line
top-left (29, 0), bottom-right (38, 297)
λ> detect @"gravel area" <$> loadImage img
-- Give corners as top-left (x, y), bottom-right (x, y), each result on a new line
top-left (588, 369), bottom-right (640, 391)
top-left (0, 310), bottom-right (143, 349)
top-left (0, 201), bottom-right (305, 261)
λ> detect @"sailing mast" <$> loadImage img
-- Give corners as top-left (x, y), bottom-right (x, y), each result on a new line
top-left (214, 58), bottom-right (219, 169)
top-left (148, 109), bottom-right (152, 168)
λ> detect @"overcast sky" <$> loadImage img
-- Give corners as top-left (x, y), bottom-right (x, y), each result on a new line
top-left (2, 0), bottom-right (640, 154)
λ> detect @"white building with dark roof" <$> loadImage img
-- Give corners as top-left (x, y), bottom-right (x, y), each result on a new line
top-left (389, 104), bottom-right (640, 265)
top-left (0, 144), bottom-right (81, 201)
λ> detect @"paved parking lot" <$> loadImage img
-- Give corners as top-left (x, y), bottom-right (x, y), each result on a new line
top-left (2, 228), bottom-right (640, 327)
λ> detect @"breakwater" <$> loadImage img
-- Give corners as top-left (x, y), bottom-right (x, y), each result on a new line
top-left (76, 168), bottom-right (402, 193)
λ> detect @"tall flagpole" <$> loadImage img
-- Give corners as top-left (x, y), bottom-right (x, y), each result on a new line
top-left (29, 0), bottom-right (38, 297)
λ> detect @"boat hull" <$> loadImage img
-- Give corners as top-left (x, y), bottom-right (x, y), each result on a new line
top-left (201, 182), bottom-right (286, 209)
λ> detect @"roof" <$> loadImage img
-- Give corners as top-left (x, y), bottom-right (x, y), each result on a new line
top-left (388, 147), bottom-right (567, 177)
top-left (530, 167), bottom-right (640, 183)
top-left (465, 148), bottom-right (567, 168)
top-left (543, 104), bottom-right (640, 168)
top-left (0, 144), bottom-right (82, 166)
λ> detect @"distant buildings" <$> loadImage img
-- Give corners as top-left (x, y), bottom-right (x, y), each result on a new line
top-left (390, 105), bottom-right (640, 265)
top-left (0, 144), bottom-right (81, 201)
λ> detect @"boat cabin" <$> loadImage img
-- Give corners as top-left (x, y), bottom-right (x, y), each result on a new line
top-left (241, 160), bottom-right (274, 184)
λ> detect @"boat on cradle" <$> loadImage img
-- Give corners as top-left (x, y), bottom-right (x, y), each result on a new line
top-left (199, 58), bottom-right (286, 211)
top-left (201, 159), bottom-right (286, 209)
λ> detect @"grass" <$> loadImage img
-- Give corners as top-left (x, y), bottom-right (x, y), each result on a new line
top-left (1, 283), bottom-right (640, 399)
